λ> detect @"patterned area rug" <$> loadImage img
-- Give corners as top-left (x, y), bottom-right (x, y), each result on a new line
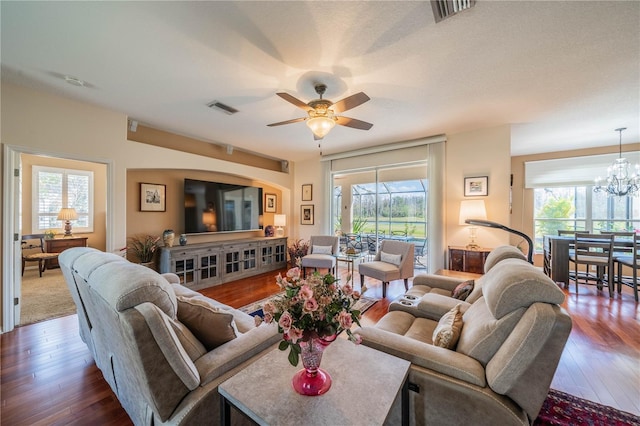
top-left (535, 389), bottom-right (640, 425)
top-left (239, 293), bottom-right (378, 318)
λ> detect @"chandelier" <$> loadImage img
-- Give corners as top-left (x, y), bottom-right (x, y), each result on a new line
top-left (593, 127), bottom-right (640, 197)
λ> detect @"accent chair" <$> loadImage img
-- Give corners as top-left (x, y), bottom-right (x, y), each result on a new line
top-left (300, 235), bottom-right (340, 277)
top-left (359, 239), bottom-right (414, 298)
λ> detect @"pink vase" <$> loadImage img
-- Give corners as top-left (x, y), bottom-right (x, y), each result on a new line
top-left (291, 335), bottom-right (335, 396)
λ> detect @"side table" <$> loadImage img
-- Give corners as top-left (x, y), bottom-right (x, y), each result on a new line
top-left (448, 246), bottom-right (492, 274)
top-left (44, 236), bottom-right (88, 269)
top-left (334, 251), bottom-right (368, 279)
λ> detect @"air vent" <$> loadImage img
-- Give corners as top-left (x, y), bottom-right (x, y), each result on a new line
top-left (431, 0), bottom-right (476, 23)
top-left (207, 101), bottom-right (239, 115)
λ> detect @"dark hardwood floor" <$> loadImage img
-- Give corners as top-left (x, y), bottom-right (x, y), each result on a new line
top-left (1, 267), bottom-right (639, 425)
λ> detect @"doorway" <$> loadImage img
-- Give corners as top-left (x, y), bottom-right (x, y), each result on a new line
top-left (2, 146), bottom-right (111, 332)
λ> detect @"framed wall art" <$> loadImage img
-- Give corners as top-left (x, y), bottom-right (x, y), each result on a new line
top-left (301, 204), bottom-right (314, 225)
top-left (464, 176), bottom-right (488, 197)
top-left (140, 183), bottom-right (166, 212)
top-left (302, 184), bottom-right (313, 201)
top-left (265, 193), bottom-right (277, 213)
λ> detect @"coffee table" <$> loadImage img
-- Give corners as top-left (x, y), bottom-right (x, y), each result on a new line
top-left (219, 337), bottom-right (410, 426)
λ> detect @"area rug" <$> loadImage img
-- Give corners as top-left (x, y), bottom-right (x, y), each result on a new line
top-left (239, 293), bottom-right (378, 318)
top-left (534, 388), bottom-right (640, 426)
top-left (20, 268), bottom-right (76, 326)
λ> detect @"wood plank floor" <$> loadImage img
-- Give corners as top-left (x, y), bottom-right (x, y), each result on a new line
top-left (1, 267), bottom-right (639, 425)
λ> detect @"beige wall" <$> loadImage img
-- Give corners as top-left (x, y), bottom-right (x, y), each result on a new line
top-left (512, 143), bottom-right (640, 265)
top-left (126, 169), bottom-right (283, 246)
top-left (289, 158), bottom-right (326, 241)
top-left (1, 83), bottom-right (291, 331)
top-left (446, 126), bottom-right (512, 255)
top-left (21, 154), bottom-right (107, 250)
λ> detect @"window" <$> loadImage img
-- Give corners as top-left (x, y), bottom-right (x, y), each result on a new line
top-left (32, 166), bottom-right (94, 233)
top-left (533, 186), bottom-right (639, 251)
top-left (526, 152), bottom-right (640, 252)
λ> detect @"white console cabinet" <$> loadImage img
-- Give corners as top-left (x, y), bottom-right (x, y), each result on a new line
top-left (159, 237), bottom-right (287, 290)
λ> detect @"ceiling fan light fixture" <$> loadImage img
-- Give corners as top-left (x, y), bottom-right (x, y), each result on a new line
top-left (306, 116), bottom-right (336, 139)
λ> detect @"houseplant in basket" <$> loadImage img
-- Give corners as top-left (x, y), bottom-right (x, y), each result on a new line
top-left (128, 234), bottom-right (160, 268)
top-left (258, 268), bottom-right (365, 395)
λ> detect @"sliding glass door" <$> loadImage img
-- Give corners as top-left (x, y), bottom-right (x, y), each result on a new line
top-left (332, 163), bottom-right (428, 268)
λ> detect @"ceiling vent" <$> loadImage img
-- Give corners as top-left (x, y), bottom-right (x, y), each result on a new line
top-left (207, 101), bottom-right (239, 115)
top-left (431, 0), bottom-right (476, 23)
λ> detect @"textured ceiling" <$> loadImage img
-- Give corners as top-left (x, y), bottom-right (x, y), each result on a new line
top-left (1, 1), bottom-right (639, 162)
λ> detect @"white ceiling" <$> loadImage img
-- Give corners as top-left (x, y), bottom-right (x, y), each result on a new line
top-left (2, 1), bottom-right (639, 162)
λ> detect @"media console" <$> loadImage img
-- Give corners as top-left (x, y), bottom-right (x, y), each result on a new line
top-left (159, 237), bottom-right (287, 290)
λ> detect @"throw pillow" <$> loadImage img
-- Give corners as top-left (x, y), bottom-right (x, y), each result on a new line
top-left (380, 251), bottom-right (402, 266)
top-left (313, 245), bottom-right (333, 255)
top-left (176, 295), bottom-right (238, 351)
top-left (452, 280), bottom-right (475, 301)
top-left (432, 304), bottom-right (463, 349)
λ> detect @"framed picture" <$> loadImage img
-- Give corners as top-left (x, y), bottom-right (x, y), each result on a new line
top-left (265, 193), bottom-right (277, 213)
top-left (301, 204), bottom-right (314, 225)
top-left (302, 184), bottom-right (313, 201)
top-left (140, 183), bottom-right (166, 212)
top-left (464, 176), bottom-right (488, 197)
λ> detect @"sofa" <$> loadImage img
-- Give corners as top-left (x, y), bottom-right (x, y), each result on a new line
top-left (390, 245), bottom-right (528, 320)
top-left (355, 246), bottom-right (572, 426)
top-left (59, 247), bottom-right (279, 425)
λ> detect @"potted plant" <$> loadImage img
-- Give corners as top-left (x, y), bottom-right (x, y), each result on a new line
top-left (128, 234), bottom-right (160, 268)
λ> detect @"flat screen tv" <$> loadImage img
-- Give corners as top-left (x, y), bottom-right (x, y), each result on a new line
top-left (184, 178), bottom-right (263, 234)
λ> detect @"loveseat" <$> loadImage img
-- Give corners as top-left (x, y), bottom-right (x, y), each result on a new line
top-left (59, 247), bottom-right (279, 425)
top-left (355, 246), bottom-right (572, 425)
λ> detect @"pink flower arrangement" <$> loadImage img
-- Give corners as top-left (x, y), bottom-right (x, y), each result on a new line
top-left (259, 267), bottom-right (365, 366)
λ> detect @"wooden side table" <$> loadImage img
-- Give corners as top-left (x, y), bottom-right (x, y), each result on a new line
top-left (448, 246), bottom-right (492, 274)
top-left (45, 237), bottom-right (88, 268)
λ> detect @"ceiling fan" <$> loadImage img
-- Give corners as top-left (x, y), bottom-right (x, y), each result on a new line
top-left (267, 84), bottom-right (373, 140)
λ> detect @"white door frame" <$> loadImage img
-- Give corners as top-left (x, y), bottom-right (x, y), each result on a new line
top-left (2, 144), bottom-right (114, 333)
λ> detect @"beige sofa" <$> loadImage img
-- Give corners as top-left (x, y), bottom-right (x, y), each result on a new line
top-left (355, 248), bottom-right (572, 426)
top-left (59, 247), bottom-right (279, 425)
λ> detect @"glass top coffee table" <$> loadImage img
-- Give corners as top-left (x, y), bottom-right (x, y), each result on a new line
top-left (219, 337), bottom-right (410, 426)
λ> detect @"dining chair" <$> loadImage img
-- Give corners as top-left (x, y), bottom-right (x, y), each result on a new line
top-left (21, 234), bottom-right (60, 277)
top-left (568, 233), bottom-right (614, 297)
top-left (614, 233), bottom-right (639, 301)
top-left (600, 231), bottom-right (635, 288)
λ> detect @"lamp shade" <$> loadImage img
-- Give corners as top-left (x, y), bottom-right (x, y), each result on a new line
top-left (202, 211), bottom-right (216, 225)
top-left (306, 116), bottom-right (336, 138)
top-left (57, 207), bottom-right (78, 221)
top-left (459, 200), bottom-right (487, 225)
top-left (274, 214), bottom-right (287, 227)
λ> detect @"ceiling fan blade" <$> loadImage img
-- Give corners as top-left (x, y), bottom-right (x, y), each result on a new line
top-left (276, 92), bottom-right (313, 112)
top-left (267, 117), bottom-right (307, 127)
top-left (332, 92), bottom-right (370, 113)
top-left (335, 116), bottom-right (373, 130)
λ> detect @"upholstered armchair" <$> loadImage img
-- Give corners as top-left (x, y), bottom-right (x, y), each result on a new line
top-left (358, 239), bottom-right (414, 298)
top-left (300, 235), bottom-right (340, 277)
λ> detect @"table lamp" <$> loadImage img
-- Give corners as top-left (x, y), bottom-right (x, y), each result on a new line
top-left (57, 207), bottom-right (78, 237)
top-left (274, 214), bottom-right (286, 237)
top-left (459, 200), bottom-right (487, 249)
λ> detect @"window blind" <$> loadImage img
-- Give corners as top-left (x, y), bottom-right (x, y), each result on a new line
top-left (525, 151), bottom-right (640, 188)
